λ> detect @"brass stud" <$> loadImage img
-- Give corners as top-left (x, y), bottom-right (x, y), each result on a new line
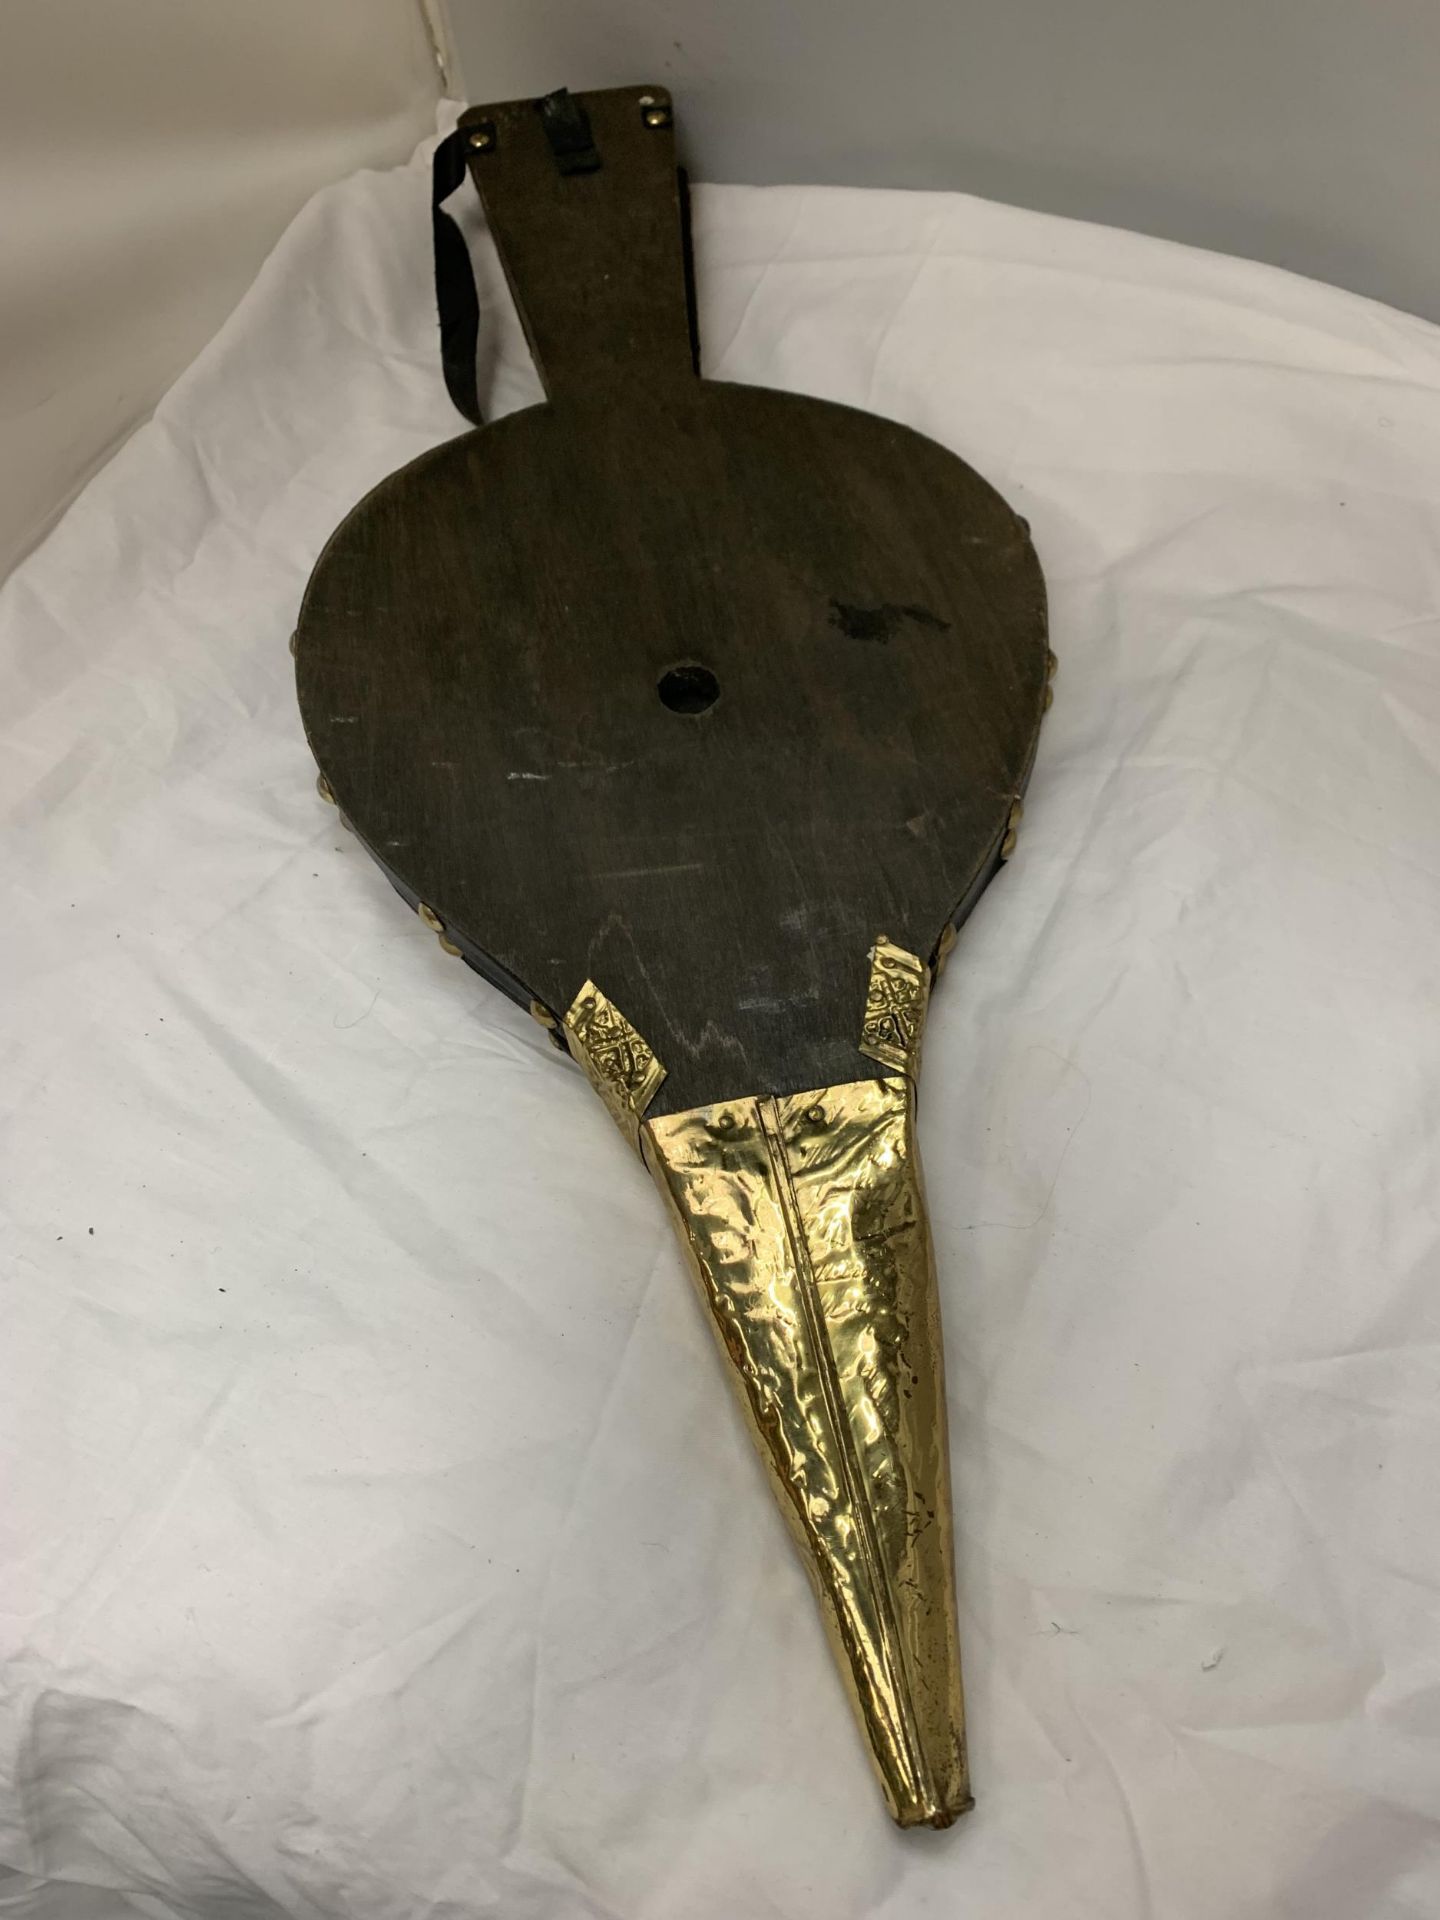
top-left (467, 127), bottom-right (494, 151)
top-left (1000, 797), bottom-right (1023, 860)
top-left (933, 921), bottom-right (958, 978)
top-left (417, 901), bottom-right (462, 957)
top-left (643, 106), bottom-right (671, 128)
top-left (316, 773), bottom-right (336, 805)
top-left (1047, 648), bottom-right (1058, 678)
top-left (1043, 682), bottom-right (1055, 711)
top-left (806, 1104), bottom-right (826, 1127)
top-left (529, 998), bottom-right (567, 1049)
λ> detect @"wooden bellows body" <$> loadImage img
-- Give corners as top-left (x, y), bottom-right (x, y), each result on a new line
top-left (295, 84), bottom-right (1050, 1825)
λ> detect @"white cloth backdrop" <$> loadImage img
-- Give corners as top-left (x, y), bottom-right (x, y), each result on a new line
top-left (3, 109), bottom-right (1439, 1920)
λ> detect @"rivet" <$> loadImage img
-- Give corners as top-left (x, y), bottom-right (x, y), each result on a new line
top-left (437, 934), bottom-right (462, 957)
top-left (467, 127), bottom-right (494, 151)
top-left (934, 922), bottom-right (958, 978)
top-left (1044, 682), bottom-right (1055, 711)
top-left (1047, 648), bottom-right (1059, 678)
top-left (643, 106), bottom-right (671, 128)
top-left (1001, 829), bottom-right (1018, 858)
top-left (530, 999), bottom-right (566, 1050)
top-left (806, 1104), bottom-right (826, 1127)
top-left (638, 92), bottom-right (656, 106)
top-left (288, 630), bottom-right (297, 658)
top-left (1008, 799), bottom-right (1024, 831)
top-left (417, 902), bottom-right (443, 933)
top-left (316, 773), bottom-right (336, 805)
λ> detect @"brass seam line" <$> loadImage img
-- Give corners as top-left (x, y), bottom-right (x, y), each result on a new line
top-left (754, 1090), bottom-right (933, 1809)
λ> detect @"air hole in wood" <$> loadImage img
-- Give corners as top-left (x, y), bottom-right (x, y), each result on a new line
top-left (658, 662), bottom-right (719, 715)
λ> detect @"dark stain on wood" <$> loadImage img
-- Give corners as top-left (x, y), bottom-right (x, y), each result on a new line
top-left (829, 602), bottom-right (953, 644)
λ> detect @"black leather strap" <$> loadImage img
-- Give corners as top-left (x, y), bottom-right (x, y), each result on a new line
top-left (536, 87), bottom-right (601, 176)
top-left (431, 129), bottom-right (483, 427)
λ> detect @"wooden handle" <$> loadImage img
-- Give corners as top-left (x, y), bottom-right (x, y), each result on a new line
top-left (459, 86), bottom-right (698, 399)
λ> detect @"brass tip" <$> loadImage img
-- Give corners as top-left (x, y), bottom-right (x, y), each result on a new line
top-left (645, 1076), bottom-right (970, 1827)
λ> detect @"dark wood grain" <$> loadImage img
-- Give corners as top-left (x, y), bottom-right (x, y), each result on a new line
top-left (295, 85), bottom-right (1049, 1117)
top-left (460, 88), bottom-right (696, 395)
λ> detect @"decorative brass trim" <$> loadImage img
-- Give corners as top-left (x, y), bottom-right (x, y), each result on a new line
top-left (643, 1076), bottom-right (969, 1828)
top-left (859, 936), bottom-right (929, 1079)
top-left (563, 980), bottom-right (666, 1146)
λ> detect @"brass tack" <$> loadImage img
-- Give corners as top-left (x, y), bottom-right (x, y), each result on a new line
top-left (417, 902), bottom-right (444, 933)
top-left (1002, 800), bottom-right (1022, 856)
top-left (1044, 682), bottom-right (1055, 711)
top-left (1047, 648), bottom-right (1058, 678)
top-left (316, 773), bottom-right (336, 805)
top-left (643, 106), bottom-right (671, 128)
top-left (934, 922), bottom-right (958, 978)
top-left (530, 999), bottom-right (566, 1050)
top-left (467, 127), bottom-right (494, 151)
top-left (289, 631), bottom-right (297, 658)
top-left (437, 934), bottom-right (462, 957)
top-left (806, 1104), bottom-right (826, 1127)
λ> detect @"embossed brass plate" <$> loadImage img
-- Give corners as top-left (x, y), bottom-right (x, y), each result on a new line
top-left (564, 979), bottom-right (667, 1146)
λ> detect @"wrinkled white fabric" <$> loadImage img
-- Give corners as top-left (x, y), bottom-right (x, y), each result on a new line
top-left (3, 108), bottom-right (1439, 1920)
